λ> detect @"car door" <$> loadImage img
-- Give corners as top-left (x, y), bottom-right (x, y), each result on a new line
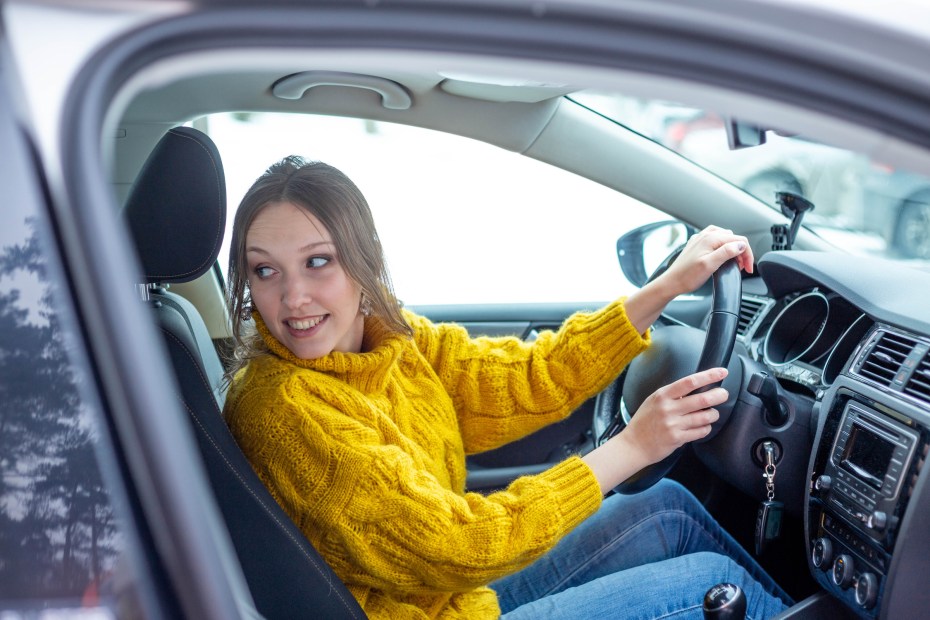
top-left (0, 25), bottom-right (171, 617)
top-left (0, 8), bottom-right (262, 618)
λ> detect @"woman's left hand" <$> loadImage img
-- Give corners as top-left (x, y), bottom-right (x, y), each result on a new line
top-left (660, 225), bottom-right (754, 297)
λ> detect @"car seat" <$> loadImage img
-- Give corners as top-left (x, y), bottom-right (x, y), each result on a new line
top-left (123, 126), bottom-right (366, 619)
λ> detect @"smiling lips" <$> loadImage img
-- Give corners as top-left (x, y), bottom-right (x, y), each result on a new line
top-left (287, 315), bottom-right (326, 331)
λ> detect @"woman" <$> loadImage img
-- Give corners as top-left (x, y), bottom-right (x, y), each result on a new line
top-left (224, 156), bottom-right (790, 619)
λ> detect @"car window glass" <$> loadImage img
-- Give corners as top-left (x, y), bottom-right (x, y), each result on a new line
top-left (208, 112), bottom-right (668, 305)
top-left (575, 91), bottom-right (930, 263)
top-left (0, 69), bottom-right (149, 617)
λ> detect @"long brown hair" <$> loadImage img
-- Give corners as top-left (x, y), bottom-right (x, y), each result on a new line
top-left (225, 156), bottom-right (410, 375)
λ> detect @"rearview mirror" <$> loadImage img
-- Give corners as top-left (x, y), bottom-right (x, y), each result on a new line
top-left (725, 118), bottom-right (767, 150)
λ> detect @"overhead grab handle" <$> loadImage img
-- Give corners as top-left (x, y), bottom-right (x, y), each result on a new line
top-left (271, 71), bottom-right (412, 110)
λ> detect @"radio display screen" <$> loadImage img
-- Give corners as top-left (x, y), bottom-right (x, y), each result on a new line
top-left (842, 422), bottom-right (894, 487)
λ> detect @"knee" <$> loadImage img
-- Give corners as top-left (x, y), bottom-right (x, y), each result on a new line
top-left (683, 553), bottom-right (779, 604)
top-left (650, 478), bottom-right (703, 512)
top-left (595, 480), bottom-right (709, 538)
top-left (689, 551), bottom-right (735, 571)
top-left (678, 552), bottom-right (745, 591)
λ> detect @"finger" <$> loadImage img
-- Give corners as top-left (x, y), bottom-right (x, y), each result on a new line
top-left (663, 368), bottom-right (728, 400)
top-left (699, 238), bottom-right (751, 277)
top-left (678, 422), bottom-right (715, 445)
top-left (734, 238), bottom-right (755, 273)
top-left (678, 386), bottom-right (729, 413)
top-left (682, 407), bottom-right (720, 430)
top-left (725, 234), bottom-right (753, 271)
top-left (718, 238), bottom-right (750, 263)
top-left (672, 409), bottom-right (720, 447)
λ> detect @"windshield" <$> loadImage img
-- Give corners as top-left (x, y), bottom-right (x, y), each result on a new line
top-left (575, 93), bottom-right (930, 264)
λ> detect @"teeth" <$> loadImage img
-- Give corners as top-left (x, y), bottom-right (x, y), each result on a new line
top-left (288, 317), bottom-right (322, 330)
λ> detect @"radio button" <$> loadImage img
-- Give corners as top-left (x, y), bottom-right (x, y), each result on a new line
top-left (833, 554), bottom-right (855, 589)
top-left (855, 572), bottom-right (879, 609)
top-left (814, 475), bottom-right (832, 495)
top-left (867, 511), bottom-right (888, 532)
top-left (812, 537), bottom-right (833, 569)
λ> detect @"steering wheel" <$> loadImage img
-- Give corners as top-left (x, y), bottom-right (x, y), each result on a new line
top-left (592, 254), bottom-right (742, 494)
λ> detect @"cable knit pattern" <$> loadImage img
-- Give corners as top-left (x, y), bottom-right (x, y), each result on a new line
top-left (225, 299), bottom-right (649, 619)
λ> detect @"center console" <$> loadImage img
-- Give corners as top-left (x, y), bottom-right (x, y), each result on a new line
top-left (806, 389), bottom-right (929, 616)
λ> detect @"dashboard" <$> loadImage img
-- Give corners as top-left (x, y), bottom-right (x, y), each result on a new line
top-left (733, 251), bottom-right (930, 619)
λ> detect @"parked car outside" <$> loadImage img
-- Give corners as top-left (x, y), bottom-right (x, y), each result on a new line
top-left (862, 166), bottom-right (930, 259)
top-left (626, 104), bottom-right (930, 259)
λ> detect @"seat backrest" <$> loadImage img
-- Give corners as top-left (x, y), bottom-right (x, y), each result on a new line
top-left (123, 126), bottom-right (366, 619)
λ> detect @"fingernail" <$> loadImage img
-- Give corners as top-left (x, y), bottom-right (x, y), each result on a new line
top-left (737, 242), bottom-right (746, 251)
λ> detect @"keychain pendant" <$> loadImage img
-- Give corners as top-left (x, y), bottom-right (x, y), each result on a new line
top-left (755, 499), bottom-right (784, 555)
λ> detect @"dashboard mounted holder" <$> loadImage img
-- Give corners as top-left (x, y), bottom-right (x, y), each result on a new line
top-left (772, 192), bottom-right (815, 251)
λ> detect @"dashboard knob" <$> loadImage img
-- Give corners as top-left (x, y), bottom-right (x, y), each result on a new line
top-left (814, 475), bottom-right (832, 495)
top-left (832, 554), bottom-right (855, 589)
top-left (812, 537), bottom-right (833, 569)
top-left (867, 510), bottom-right (888, 532)
top-left (855, 572), bottom-right (879, 609)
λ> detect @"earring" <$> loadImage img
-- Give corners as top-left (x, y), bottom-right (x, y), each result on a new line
top-left (360, 294), bottom-right (373, 317)
top-left (240, 302), bottom-right (253, 321)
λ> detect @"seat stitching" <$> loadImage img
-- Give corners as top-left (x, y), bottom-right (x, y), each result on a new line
top-left (162, 329), bottom-right (364, 618)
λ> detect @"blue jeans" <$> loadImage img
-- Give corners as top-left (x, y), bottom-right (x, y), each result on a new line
top-left (492, 479), bottom-right (791, 619)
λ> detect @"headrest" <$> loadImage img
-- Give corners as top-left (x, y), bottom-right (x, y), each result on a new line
top-left (124, 126), bottom-right (226, 284)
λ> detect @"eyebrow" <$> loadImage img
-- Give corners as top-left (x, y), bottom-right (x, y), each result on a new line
top-left (246, 240), bottom-right (335, 255)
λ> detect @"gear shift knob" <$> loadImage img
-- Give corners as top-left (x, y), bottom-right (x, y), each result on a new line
top-left (703, 583), bottom-right (746, 620)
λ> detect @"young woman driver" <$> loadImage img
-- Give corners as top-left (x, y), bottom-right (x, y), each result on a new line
top-left (223, 157), bottom-right (791, 619)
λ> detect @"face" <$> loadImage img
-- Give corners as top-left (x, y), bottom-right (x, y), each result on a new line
top-left (245, 201), bottom-right (365, 359)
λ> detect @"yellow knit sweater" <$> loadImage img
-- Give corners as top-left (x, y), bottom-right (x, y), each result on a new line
top-left (225, 298), bottom-right (649, 619)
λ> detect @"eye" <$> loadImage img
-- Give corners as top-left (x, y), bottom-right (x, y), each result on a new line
top-left (307, 256), bottom-right (331, 269)
top-left (253, 265), bottom-right (276, 279)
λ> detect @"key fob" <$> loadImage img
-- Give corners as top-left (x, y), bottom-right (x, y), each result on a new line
top-left (754, 500), bottom-right (784, 555)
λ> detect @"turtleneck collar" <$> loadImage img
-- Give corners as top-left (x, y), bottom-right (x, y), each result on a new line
top-left (253, 311), bottom-right (406, 392)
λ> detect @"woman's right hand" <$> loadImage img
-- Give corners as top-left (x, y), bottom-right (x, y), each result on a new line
top-left (623, 226), bottom-right (753, 335)
top-left (582, 367), bottom-right (728, 494)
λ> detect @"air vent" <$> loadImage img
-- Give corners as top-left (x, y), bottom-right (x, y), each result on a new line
top-left (856, 331), bottom-right (917, 387)
top-left (737, 296), bottom-right (769, 336)
top-left (904, 354), bottom-right (930, 405)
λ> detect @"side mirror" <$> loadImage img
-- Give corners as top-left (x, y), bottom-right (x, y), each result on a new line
top-left (616, 221), bottom-right (696, 287)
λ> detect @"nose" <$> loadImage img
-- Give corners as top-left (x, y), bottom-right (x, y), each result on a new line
top-left (280, 272), bottom-right (313, 310)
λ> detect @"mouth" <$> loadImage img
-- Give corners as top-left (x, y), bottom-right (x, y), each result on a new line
top-left (285, 315), bottom-right (327, 333)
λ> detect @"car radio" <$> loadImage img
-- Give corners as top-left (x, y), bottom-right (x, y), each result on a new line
top-left (808, 398), bottom-right (923, 613)
top-left (826, 403), bottom-right (918, 531)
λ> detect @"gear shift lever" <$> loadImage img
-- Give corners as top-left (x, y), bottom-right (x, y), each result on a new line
top-left (703, 583), bottom-right (746, 620)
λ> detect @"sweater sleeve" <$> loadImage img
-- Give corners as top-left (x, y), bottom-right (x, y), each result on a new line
top-left (227, 380), bottom-right (603, 595)
top-left (409, 298), bottom-right (649, 453)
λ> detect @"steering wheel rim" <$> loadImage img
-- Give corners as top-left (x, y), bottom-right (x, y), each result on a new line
top-left (595, 256), bottom-right (741, 494)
